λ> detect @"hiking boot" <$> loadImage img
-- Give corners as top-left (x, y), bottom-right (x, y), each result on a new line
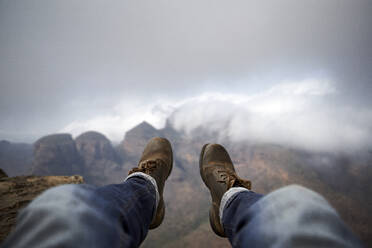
top-left (199, 143), bottom-right (251, 237)
top-left (128, 137), bottom-right (173, 229)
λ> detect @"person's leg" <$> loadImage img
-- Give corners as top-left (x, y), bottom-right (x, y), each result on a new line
top-left (220, 187), bottom-right (263, 239)
top-left (2, 175), bottom-right (156, 248)
top-left (199, 143), bottom-right (253, 237)
top-left (2, 137), bottom-right (173, 248)
top-left (199, 143), bottom-right (362, 248)
top-left (221, 185), bottom-right (362, 247)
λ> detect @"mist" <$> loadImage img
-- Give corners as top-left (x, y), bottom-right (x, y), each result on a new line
top-left (59, 80), bottom-right (372, 152)
top-left (1, 0), bottom-right (371, 152)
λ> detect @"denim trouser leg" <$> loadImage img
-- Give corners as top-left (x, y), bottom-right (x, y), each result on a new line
top-left (2, 175), bottom-right (156, 248)
top-left (222, 185), bottom-right (363, 248)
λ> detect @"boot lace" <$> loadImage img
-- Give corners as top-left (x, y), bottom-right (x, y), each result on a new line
top-left (216, 169), bottom-right (252, 190)
top-left (128, 159), bottom-right (164, 175)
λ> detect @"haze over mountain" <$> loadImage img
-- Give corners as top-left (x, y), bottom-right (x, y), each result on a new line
top-left (1, 0), bottom-right (371, 148)
top-left (0, 141), bottom-right (32, 177)
top-left (1, 121), bottom-right (371, 247)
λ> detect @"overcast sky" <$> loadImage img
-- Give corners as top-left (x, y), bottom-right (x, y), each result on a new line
top-left (0, 0), bottom-right (371, 151)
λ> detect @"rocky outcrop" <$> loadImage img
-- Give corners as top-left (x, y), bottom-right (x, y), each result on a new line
top-left (26, 132), bottom-right (124, 186)
top-left (31, 134), bottom-right (83, 176)
top-left (0, 175), bottom-right (83, 243)
top-left (76, 131), bottom-right (119, 163)
top-left (121, 121), bottom-right (162, 160)
top-left (76, 131), bottom-right (122, 185)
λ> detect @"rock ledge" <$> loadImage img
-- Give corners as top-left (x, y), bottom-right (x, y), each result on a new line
top-left (0, 175), bottom-right (84, 243)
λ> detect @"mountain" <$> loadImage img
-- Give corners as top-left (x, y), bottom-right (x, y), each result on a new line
top-left (0, 122), bottom-right (371, 247)
top-left (31, 134), bottom-right (84, 176)
top-left (0, 140), bottom-right (33, 176)
top-left (120, 121), bottom-right (163, 161)
top-left (27, 132), bottom-right (123, 185)
top-left (75, 131), bottom-right (122, 185)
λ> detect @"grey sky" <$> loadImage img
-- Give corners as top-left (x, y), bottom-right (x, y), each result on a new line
top-left (0, 0), bottom-right (371, 150)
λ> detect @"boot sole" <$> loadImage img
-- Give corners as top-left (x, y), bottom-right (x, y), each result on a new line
top-left (150, 137), bottom-right (173, 229)
top-left (199, 143), bottom-right (226, 237)
top-left (199, 143), bottom-right (209, 186)
top-left (149, 198), bottom-right (165, 229)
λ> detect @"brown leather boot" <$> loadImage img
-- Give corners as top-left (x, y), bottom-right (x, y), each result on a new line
top-left (128, 137), bottom-right (173, 229)
top-left (199, 143), bottom-right (251, 237)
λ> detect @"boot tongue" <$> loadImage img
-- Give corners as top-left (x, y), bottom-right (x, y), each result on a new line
top-left (234, 178), bottom-right (251, 189)
top-left (129, 159), bottom-right (166, 178)
top-left (227, 172), bottom-right (252, 190)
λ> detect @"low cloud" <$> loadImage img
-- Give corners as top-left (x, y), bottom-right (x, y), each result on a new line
top-left (62, 80), bottom-right (372, 152)
top-left (1, 1), bottom-right (371, 144)
top-left (60, 98), bottom-right (176, 142)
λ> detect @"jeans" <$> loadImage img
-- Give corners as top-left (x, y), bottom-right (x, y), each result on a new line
top-left (222, 186), bottom-right (362, 248)
top-left (2, 176), bottom-right (156, 248)
top-left (2, 174), bottom-right (362, 248)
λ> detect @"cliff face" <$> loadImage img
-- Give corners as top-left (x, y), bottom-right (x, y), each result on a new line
top-left (120, 121), bottom-right (162, 162)
top-left (30, 132), bottom-right (123, 186)
top-left (31, 134), bottom-right (83, 176)
top-left (76, 131), bottom-right (122, 185)
top-left (0, 174), bottom-right (83, 243)
top-left (76, 131), bottom-right (119, 163)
